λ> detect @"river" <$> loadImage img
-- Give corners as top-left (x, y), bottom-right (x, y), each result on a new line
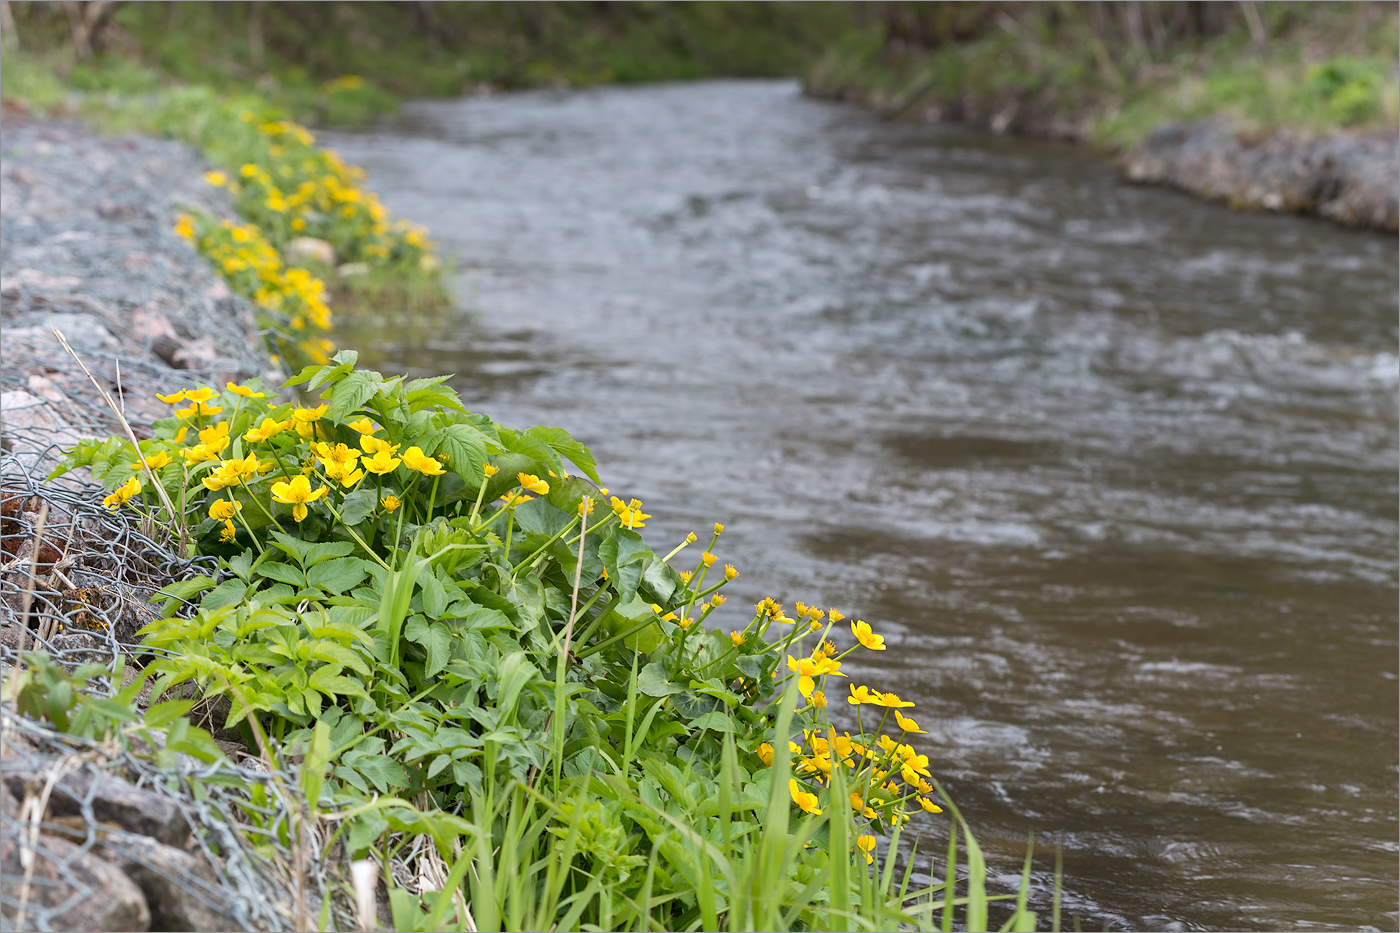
top-left (324, 80), bottom-right (1398, 931)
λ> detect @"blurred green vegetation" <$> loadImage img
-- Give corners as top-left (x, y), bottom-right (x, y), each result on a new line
top-left (805, 1), bottom-right (1399, 147)
top-left (3, 1), bottom-right (860, 125)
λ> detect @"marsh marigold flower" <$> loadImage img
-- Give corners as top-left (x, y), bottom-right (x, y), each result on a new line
top-left (895, 710), bottom-right (926, 734)
top-left (872, 691), bottom-right (915, 709)
top-left (271, 474), bottom-right (327, 521)
top-left (789, 780), bottom-right (822, 815)
top-left (919, 797), bottom-right (944, 814)
top-left (362, 448), bottom-right (401, 475)
top-left (209, 499), bottom-right (241, 521)
top-left (291, 405), bottom-right (328, 438)
top-left (402, 447), bottom-right (445, 476)
top-left (730, 630), bottom-right (746, 646)
top-left (756, 742), bottom-right (774, 766)
top-left (848, 684), bottom-right (879, 706)
top-left (701, 551), bottom-right (717, 567)
top-left (226, 382), bottom-right (265, 399)
top-left (347, 418), bottom-right (378, 435)
top-left (245, 417), bottom-right (292, 443)
top-left (482, 464), bottom-right (499, 478)
top-left (724, 564), bottom-right (738, 580)
top-left (103, 476), bottom-right (141, 510)
top-left (142, 450), bottom-right (172, 470)
top-left (856, 835), bottom-right (877, 865)
top-left (517, 473), bottom-right (549, 495)
top-left (851, 619), bottom-right (885, 651)
top-left (219, 520), bottom-right (237, 543)
top-left (380, 495), bottom-right (401, 512)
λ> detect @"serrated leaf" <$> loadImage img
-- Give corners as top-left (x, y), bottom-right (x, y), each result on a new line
top-left (199, 580), bottom-right (248, 611)
top-left (326, 370), bottom-right (383, 423)
top-left (636, 660), bottom-right (686, 697)
top-left (513, 498), bottom-right (574, 537)
top-left (420, 568), bottom-right (449, 620)
top-left (254, 561), bottom-right (307, 588)
top-left (496, 428), bottom-right (561, 473)
top-left (307, 556), bottom-right (370, 594)
top-left (429, 422), bottom-right (488, 483)
top-left (338, 487), bottom-right (378, 526)
top-left (405, 616), bottom-right (453, 678)
top-left (525, 425), bottom-right (600, 483)
top-left (688, 710), bottom-right (733, 734)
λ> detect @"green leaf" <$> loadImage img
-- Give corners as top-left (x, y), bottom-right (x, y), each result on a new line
top-left (405, 616), bottom-right (453, 678)
top-left (338, 487), bottom-right (378, 526)
top-left (525, 425), bottom-right (600, 483)
top-left (420, 568), bottom-right (449, 620)
top-left (346, 752), bottom-right (408, 793)
top-left (254, 561), bottom-right (306, 588)
top-left (155, 576), bottom-right (216, 615)
top-left (270, 532), bottom-right (355, 568)
top-left (306, 556), bottom-right (370, 594)
top-left (513, 498), bottom-right (574, 537)
top-left (636, 661), bottom-right (686, 698)
top-left (142, 700), bottom-right (194, 729)
top-left (326, 370), bottom-right (382, 423)
top-left (201, 579), bottom-right (249, 610)
top-left (496, 428), bottom-right (561, 473)
top-left (430, 421), bottom-right (489, 483)
top-left (301, 720), bottom-right (332, 808)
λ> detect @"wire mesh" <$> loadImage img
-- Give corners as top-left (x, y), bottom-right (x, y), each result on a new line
top-left (2, 380), bottom-right (358, 933)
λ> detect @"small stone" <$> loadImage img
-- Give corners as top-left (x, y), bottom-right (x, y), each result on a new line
top-left (1, 832), bottom-right (152, 932)
top-left (286, 236), bottom-right (335, 266)
top-left (2, 766), bottom-right (192, 848)
top-left (336, 261), bottom-right (370, 278)
top-left (100, 833), bottom-right (242, 933)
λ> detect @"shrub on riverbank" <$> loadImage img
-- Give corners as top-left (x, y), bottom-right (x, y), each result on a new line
top-left (45, 357), bottom-right (1052, 929)
top-left (805, 2), bottom-right (1399, 147)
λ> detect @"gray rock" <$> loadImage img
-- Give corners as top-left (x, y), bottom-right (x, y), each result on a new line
top-left (1, 766), bottom-right (191, 848)
top-left (0, 832), bottom-right (151, 932)
top-left (98, 833), bottom-right (241, 933)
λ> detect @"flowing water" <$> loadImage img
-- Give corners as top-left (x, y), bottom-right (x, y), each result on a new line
top-left (325, 80), bottom-right (1398, 931)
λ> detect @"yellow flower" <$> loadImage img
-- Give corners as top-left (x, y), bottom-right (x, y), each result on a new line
top-left (918, 797), bottom-right (944, 814)
top-left (362, 448), bottom-right (401, 475)
top-left (219, 519), bottom-right (237, 543)
top-left (313, 441), bottom-right (361, 466)
top-left (209, 499), bottom-right (242, 521)
top-left (894, 710), bottom-right (926, 734)
top-left (850, 792), bottom-right (877, 820)
top-left (677, 616), bottom-right (695, 630)
top-left (291, 405), bottom-right (328, 438)
top-left (872, 691), bottom-right (914, 709)
top-left (789, 780), bottom-right (822, 815)
top-left (795, 601), bottom-right (812, 618)
top-left (244, 417), bottom-right (292, 443)
top-left (812, 690), bottom-right (827, 709)
top-left (579, 496), bottom-right (595, 516)
top-left (517, 472), bottom-right (550, 495)
top-left (829, 609), bottom-right (845, 623)
top-left (713, 523), bottom-right (725, 535)
top-left (204, 170), bottom-right (228, 187)
top-left (225, 382), bottom-right (264, 399)
top-left (102, 476), bottom-right (141, 510)
top-left (482, 464), bottom-right (499, 478)
top-left (402, 447), bottom-right (446, 476)
top-left (347, 418), bottom-right (378, 435)
top-left (185, 387), bottom-right (219, 403)
top-left (724, 564), bottom-right (738, 580)
top-left (324, 459), bottom-right (365, 488)
top-left (175, 399), bottom-right (222, 419)
top-left (756, 742), bottom-right (774, 767)
top-left (701, 551), bottom-right (717, 567)
top-left (380, 495), bottom-right (401, 512)
top-left (156, 389), bottom-right (188, 405)
top-left (359, 434), bottom-right (397, 455)
top-left (730, 630), bottom-right (746, 646)
top-left (787, 654), bottom-right (845, 698)
top-left (271, 474), bottom-right (328, 522)
top-left (856, 835), bottom-right (877, 865)
top-left (809, 619), bottom-right (822, 631)
top-left (847, 684), bottom-right (879, 706)
top-left (609, 496), bottom-right (650, 529)
top-left (142, 450), bottom-right (172, 470)
top-left (851, 619), bottom-right (885, 651)
top-left (182, 443), bottom-right (220, 465)
top-left (678, 570), bottom-right (693, 583)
